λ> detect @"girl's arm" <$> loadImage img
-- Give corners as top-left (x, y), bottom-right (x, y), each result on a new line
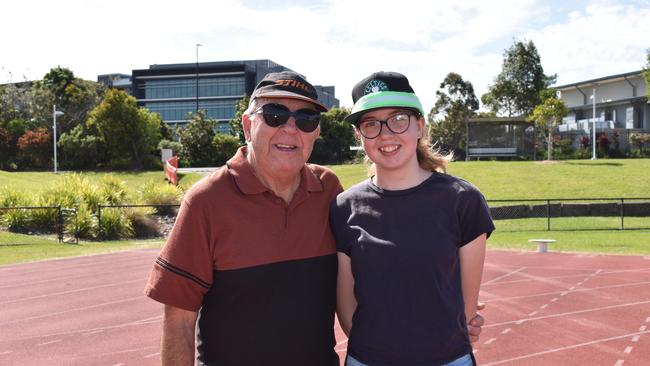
top-left (336, 252), bottom-right (357, 337)
top-left (460, 233), bottom-right (487, 331)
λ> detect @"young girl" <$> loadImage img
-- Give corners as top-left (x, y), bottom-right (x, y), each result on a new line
top-left (330, 72), bottom-right (494, 366)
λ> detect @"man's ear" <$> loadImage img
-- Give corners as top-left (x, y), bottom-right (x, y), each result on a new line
top-left (243, 114), bottom-right (252, 142)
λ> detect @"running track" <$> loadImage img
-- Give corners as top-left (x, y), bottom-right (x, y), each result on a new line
top-left (1, 249), bottom-right (649, 365)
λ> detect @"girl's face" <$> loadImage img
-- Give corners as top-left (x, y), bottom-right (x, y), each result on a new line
top-left (357, 108), bottom-right (424, 174)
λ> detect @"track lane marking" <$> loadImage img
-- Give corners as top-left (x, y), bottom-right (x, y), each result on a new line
top-left (483, 267), bottom-right (527, 285)
top-left (37, 339), bottom-right (62, 346)
top-left (485, 300), bottom-right (650, 328)
top-left (483, 281), bottom-right (650, 303)
top-left (0, 278), bottom-right (144, 305)
top-left (482, 330), bottom-right (650, 365)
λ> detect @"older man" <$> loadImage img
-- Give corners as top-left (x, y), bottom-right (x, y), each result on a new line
top-left (145, 71), bottom-right (484, 366)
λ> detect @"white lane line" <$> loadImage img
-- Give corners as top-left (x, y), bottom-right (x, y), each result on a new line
top-left (540, 304), bottom-right (549, 309)
top-left (482, 331), bottom-right (649, 366)
top-left (37, 339), bottom-right (62, 346)
top-left (632, 335), bottom-right (640, 342)
top-left (143, 353), bottom-right (160, 359)
top-left (112, 363), bottom-right (125, 366)
top-left (485, 281), bottom-right (650, 303)
top-left (483, 267), bottom-right (527, 285)
top-left (486, 300), bottom-right (650, 328)
top-left (82, 330), bottom-right (104, 336)
top-left (0, 351), bottom-right (13, 356)
top-left (501, 328), bottom-right (511, 335)
top-left (529, 311), bottom-right (538, 317)
top-left (1, 296), bottom-right (142, 325)
top-left (551, 297), bottom-right (559, 302)
top-left (577, 282), bottom-right (583, 286)
top-left (584, 277), bottom-right (590, 281)
top-left (569, 286), bottom-right (576, 291)
top-left (484, 338), bottom-right (496, 345)
top-left (614, 360), bottom-right (625, 366)
top-left (640, 325), bottom-right (647, 332)
top-left (515, 320), bottom-right (525, 325)
top-left (560, 291), bottom-right (568, 296)
top-left (0, 278), bottom-right (144, 305)
top-left (646, 317), bottom-right (650, 323)
top-left (623, 346), bottom-right (633, 354)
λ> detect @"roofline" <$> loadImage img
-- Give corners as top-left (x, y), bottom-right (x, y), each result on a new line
top-left (554, 70), bottom-right (645, 90)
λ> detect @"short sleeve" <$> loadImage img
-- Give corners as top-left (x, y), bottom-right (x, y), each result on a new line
top-left (144, 195), bottom-right (214, 311)
top-left (329, 198), bottom-right (353, 256)
top-left (457, 186), bottom-right (495, 247)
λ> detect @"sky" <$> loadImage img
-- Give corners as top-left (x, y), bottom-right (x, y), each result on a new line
top-left (1, 0), bottom-right (649, 114)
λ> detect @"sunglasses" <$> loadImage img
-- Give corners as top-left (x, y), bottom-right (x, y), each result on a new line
top-left (251, 103), bottom-right (321, 133)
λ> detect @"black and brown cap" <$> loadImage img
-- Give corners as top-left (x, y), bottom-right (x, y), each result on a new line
top-left (345, 71), bottom-right (424, 124)
top-left (251, 71), bottom-right (327, 112)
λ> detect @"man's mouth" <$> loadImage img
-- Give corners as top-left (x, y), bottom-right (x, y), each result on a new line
top-left (275, 143), bottom-right (297, 151)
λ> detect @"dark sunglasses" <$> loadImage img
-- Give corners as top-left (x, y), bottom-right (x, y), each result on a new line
top-left (251, 103), bottom-right (321, 133)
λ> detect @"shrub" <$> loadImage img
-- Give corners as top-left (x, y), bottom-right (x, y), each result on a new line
top-left (212, 133), bottom-right (240, 166)
top-left (17, 128), bottom-right (51, 169)
top-left (0, 186), bottom-right (32, 207)
top-left (99, 174), bottom-right (128, 205)
top-left (71, 205), bottom-right (97, 239)
top-left (2, 209), bottom-right (32, 233)
top-left (139, 180), bottom-right (182, 215)
top-left (126, 207), bottom-right (161, 238)
top-left (99, 208), bottom-right (134, 240)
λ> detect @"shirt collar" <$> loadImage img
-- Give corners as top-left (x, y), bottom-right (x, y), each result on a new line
top-left (227, 146), bottom-right (324, 195)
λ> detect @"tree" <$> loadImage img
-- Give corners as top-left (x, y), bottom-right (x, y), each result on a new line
top-left (85, 89), bottom-right (162, 169)
top-left (17, 128), bottom-right (51, 168)
top-left (428, 73), bottom-right (479, 155)
top-left (178, 110), bottom-right (219, 167)
top-left (310, 107), bottom-right (356, 164)
top-left (482, 40), bottom-right (556, 117)
top-left (212, 133), bottom-right (240, 166)
top-left (528, 90), bottom-right (568, 160)
top-left (229, 95), bottom-right (249, 145)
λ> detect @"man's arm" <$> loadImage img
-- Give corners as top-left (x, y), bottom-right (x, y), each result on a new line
top-left (460, 233), bottom-right (487, 343)
top-left (162, 304), bottom-right (198, 366)
top-left (336, 252), bottom-right (357, 337)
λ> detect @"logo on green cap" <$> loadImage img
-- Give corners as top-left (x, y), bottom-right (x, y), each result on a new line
top-left (363, 79), bottom-right (389, 95)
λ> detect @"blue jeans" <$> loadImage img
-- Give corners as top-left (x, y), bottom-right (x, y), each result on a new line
top-left (346, 353), bottom-right (473, 366)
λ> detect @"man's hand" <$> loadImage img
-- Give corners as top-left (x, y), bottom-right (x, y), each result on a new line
top-left (467, 302), bottom-right (486, 343)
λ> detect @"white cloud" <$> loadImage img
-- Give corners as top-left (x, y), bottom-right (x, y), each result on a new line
top-left (1, 0), bottom-right (648, 115)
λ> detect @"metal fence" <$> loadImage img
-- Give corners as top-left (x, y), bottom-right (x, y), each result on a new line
top-left (488, 198), bottom-right (650, 231)
top-left (0, 205), bottom-right (78, 243)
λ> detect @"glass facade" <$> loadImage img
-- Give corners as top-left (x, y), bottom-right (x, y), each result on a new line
top-left (143, 76), bottom-right (245, 99)
top-left (145, 100), bottom-right (238, 122)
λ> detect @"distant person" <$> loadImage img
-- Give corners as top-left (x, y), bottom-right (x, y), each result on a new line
top-left (331, 71), bottom-right (494, 366)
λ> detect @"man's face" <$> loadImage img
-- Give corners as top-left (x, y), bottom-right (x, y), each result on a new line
top-left (243, 98), bottom-right (321, 180)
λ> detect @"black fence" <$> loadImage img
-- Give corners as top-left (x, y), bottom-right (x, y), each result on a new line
top-left (488, 198), bottom-right (650, 231)
top-left (0, 205), bottom-right (78, 243)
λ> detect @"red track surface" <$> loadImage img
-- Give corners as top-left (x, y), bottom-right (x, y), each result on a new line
top-left (1, 249), bottom-right (649, 365)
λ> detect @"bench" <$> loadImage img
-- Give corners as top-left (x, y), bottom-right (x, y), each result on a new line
top-left (528, 239), bottom-right (556, 253)
top-left (467, 147), bottom-right (518, 159)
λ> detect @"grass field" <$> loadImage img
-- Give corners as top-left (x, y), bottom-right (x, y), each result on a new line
top-left (0, 231), bottom-right (163, 266)
top-left (1, 159), bottom-right (649, 264)
top-left (331, 159), bottom-right (650, 199)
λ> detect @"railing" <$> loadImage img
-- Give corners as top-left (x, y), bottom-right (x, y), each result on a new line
top-left (0, 205), bottom-right (78, 243)
top-left (488, 198), bottom-right (650, 232)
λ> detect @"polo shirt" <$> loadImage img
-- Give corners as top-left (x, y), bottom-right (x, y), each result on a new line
top-left (145, 146), bottom-right (343, 366)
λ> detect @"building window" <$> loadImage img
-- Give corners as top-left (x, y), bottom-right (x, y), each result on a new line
top-left (142, 76), bottom-right (245, 99)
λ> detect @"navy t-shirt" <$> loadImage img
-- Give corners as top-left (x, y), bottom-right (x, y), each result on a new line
top-left (330, 173), bottom-right (494, 366)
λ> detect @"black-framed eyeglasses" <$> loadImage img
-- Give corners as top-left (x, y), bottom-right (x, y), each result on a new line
top-left (356, 113), bottom-right (413, 139)
top-left (250, 103), bottom-right (321, 133)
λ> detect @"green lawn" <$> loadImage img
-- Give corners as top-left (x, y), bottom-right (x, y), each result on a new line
top-left (330, 159), bottom-right (650, 199)
top-left (0, 231), bottom-right (163, 265)
top-left (2, 159), bottom-right (650, 264)
top-left (0, 170), bottom-right (202, 193)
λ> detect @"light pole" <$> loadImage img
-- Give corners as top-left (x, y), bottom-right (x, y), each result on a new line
top-left (52, 105), bottom-right (64, 173)
top-left (195, 43), bottom-right (203, 114)
top-left (591, 87), bottom-right (597, 160)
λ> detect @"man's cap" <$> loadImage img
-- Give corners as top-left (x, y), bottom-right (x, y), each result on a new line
top-left (345, 71), bottom-right (424, 124)
top-left (251, 71), bottom-right (327, 112)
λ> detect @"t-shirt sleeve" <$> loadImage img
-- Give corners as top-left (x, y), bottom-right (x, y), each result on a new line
top-left (144, 196), bottom-right (214, 311)
top-left (457, 185), bottom-right (495, 247)
top-left (329, 197), bottom-right (353, 256)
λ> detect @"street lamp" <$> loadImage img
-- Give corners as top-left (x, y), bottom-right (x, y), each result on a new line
top-left (52, 105), bottom-right (64, 173)
top-left (195, 43), bottom-right (203, 114)
top-left (590, 88), bottom-right (597, 160)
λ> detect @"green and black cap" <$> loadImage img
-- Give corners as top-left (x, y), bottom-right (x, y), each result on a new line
top-left (345, 71), bottom-right (424, 125)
